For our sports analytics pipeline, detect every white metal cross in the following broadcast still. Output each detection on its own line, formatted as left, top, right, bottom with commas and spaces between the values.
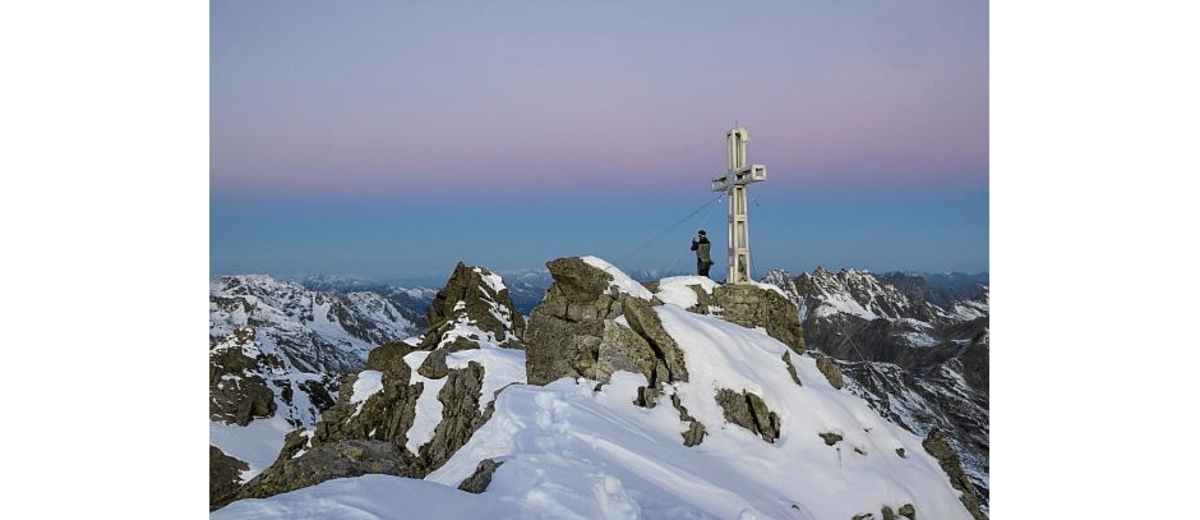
710, 125, 767, 284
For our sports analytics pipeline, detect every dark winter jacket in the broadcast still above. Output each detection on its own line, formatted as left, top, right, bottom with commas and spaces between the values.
691, 236, 712, 264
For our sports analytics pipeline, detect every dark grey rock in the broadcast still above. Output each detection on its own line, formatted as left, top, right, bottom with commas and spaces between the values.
819, 431, 844, 446
312, 355, 421, 449
898, 503, 916, 519
458, 458, 505, 493
418, 362, 488, 467
715, 388, 780, 443
235, 440, 420, 504
782, 353, 803, 386
210, 342, 277, 426
671, 394, 707, 447
210, 445, 249, 511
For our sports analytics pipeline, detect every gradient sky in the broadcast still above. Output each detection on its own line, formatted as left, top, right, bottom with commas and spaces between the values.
211, 0, 988, 285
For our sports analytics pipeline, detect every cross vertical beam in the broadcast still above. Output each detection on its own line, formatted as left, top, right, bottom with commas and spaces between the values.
710, 125, 767, 284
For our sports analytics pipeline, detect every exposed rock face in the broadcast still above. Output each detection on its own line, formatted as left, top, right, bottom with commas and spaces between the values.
420, 262, 524, 350
923, 429, 988, 520
236, 440, 419, 503
814, 353, 844, 390
524, 257, 687, 390
209, 338, 278, 426
210, 445, 249, 510
710, 284, 807, 355
311, 344, 422, 448
715, 389, 781, 443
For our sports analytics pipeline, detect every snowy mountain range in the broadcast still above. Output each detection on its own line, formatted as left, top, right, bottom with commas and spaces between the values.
210, 263, 988, 519
762, 267, 989, 509
210, 274, 427, 488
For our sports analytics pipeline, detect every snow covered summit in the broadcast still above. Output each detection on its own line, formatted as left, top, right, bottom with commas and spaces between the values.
213, 259, 985, 519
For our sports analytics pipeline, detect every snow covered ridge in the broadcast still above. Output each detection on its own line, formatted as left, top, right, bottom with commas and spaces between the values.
215, 258, 984, 519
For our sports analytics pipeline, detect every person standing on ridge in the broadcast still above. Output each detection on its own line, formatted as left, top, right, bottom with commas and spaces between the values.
691, 230, 713, 277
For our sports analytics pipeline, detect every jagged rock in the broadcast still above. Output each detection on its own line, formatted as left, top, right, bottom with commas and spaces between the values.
458, 458, 504, 493
418, 362, 488, 468
621, 297, 688, 382
671, 394, 707, 447
210, 342, 276, 426
815, 353, 844, 389
420, 262, 524, 350
782, 353, 803, 386
898, 503, 917, 519
525, 257, 686, 389
237, 264, 522, 505
715, 388, 780, 443
312, 355, 421, 449
272, 429, 314, 465
210, 445, 249, 511
882, 505, 895, 520
234, 440, 420, 504
923, 429, 987, 520
711, 284, 807, 355
819, 431, 844, 446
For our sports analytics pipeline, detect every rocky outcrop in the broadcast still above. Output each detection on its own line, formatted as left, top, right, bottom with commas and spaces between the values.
711, 284, 807, 355
419, 262, 524, 350
671, 394, 707, 447
525, 257, 686, 391
715, 389, 781, 443
210, 445, 249, 510
215, 263, 526, 510
236, 440, 419, 503
457, 458, 505, 493
209, 331, 278, 426
924, 428, 987, 520
814, 353, 844, 390
662, 276, 807, 356
311, 345, 422, 448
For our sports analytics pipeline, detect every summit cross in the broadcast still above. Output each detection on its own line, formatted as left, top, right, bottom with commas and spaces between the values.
710, 125, 767, 284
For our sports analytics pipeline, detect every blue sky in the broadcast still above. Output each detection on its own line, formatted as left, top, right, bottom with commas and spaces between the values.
210, 0, 989, 284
